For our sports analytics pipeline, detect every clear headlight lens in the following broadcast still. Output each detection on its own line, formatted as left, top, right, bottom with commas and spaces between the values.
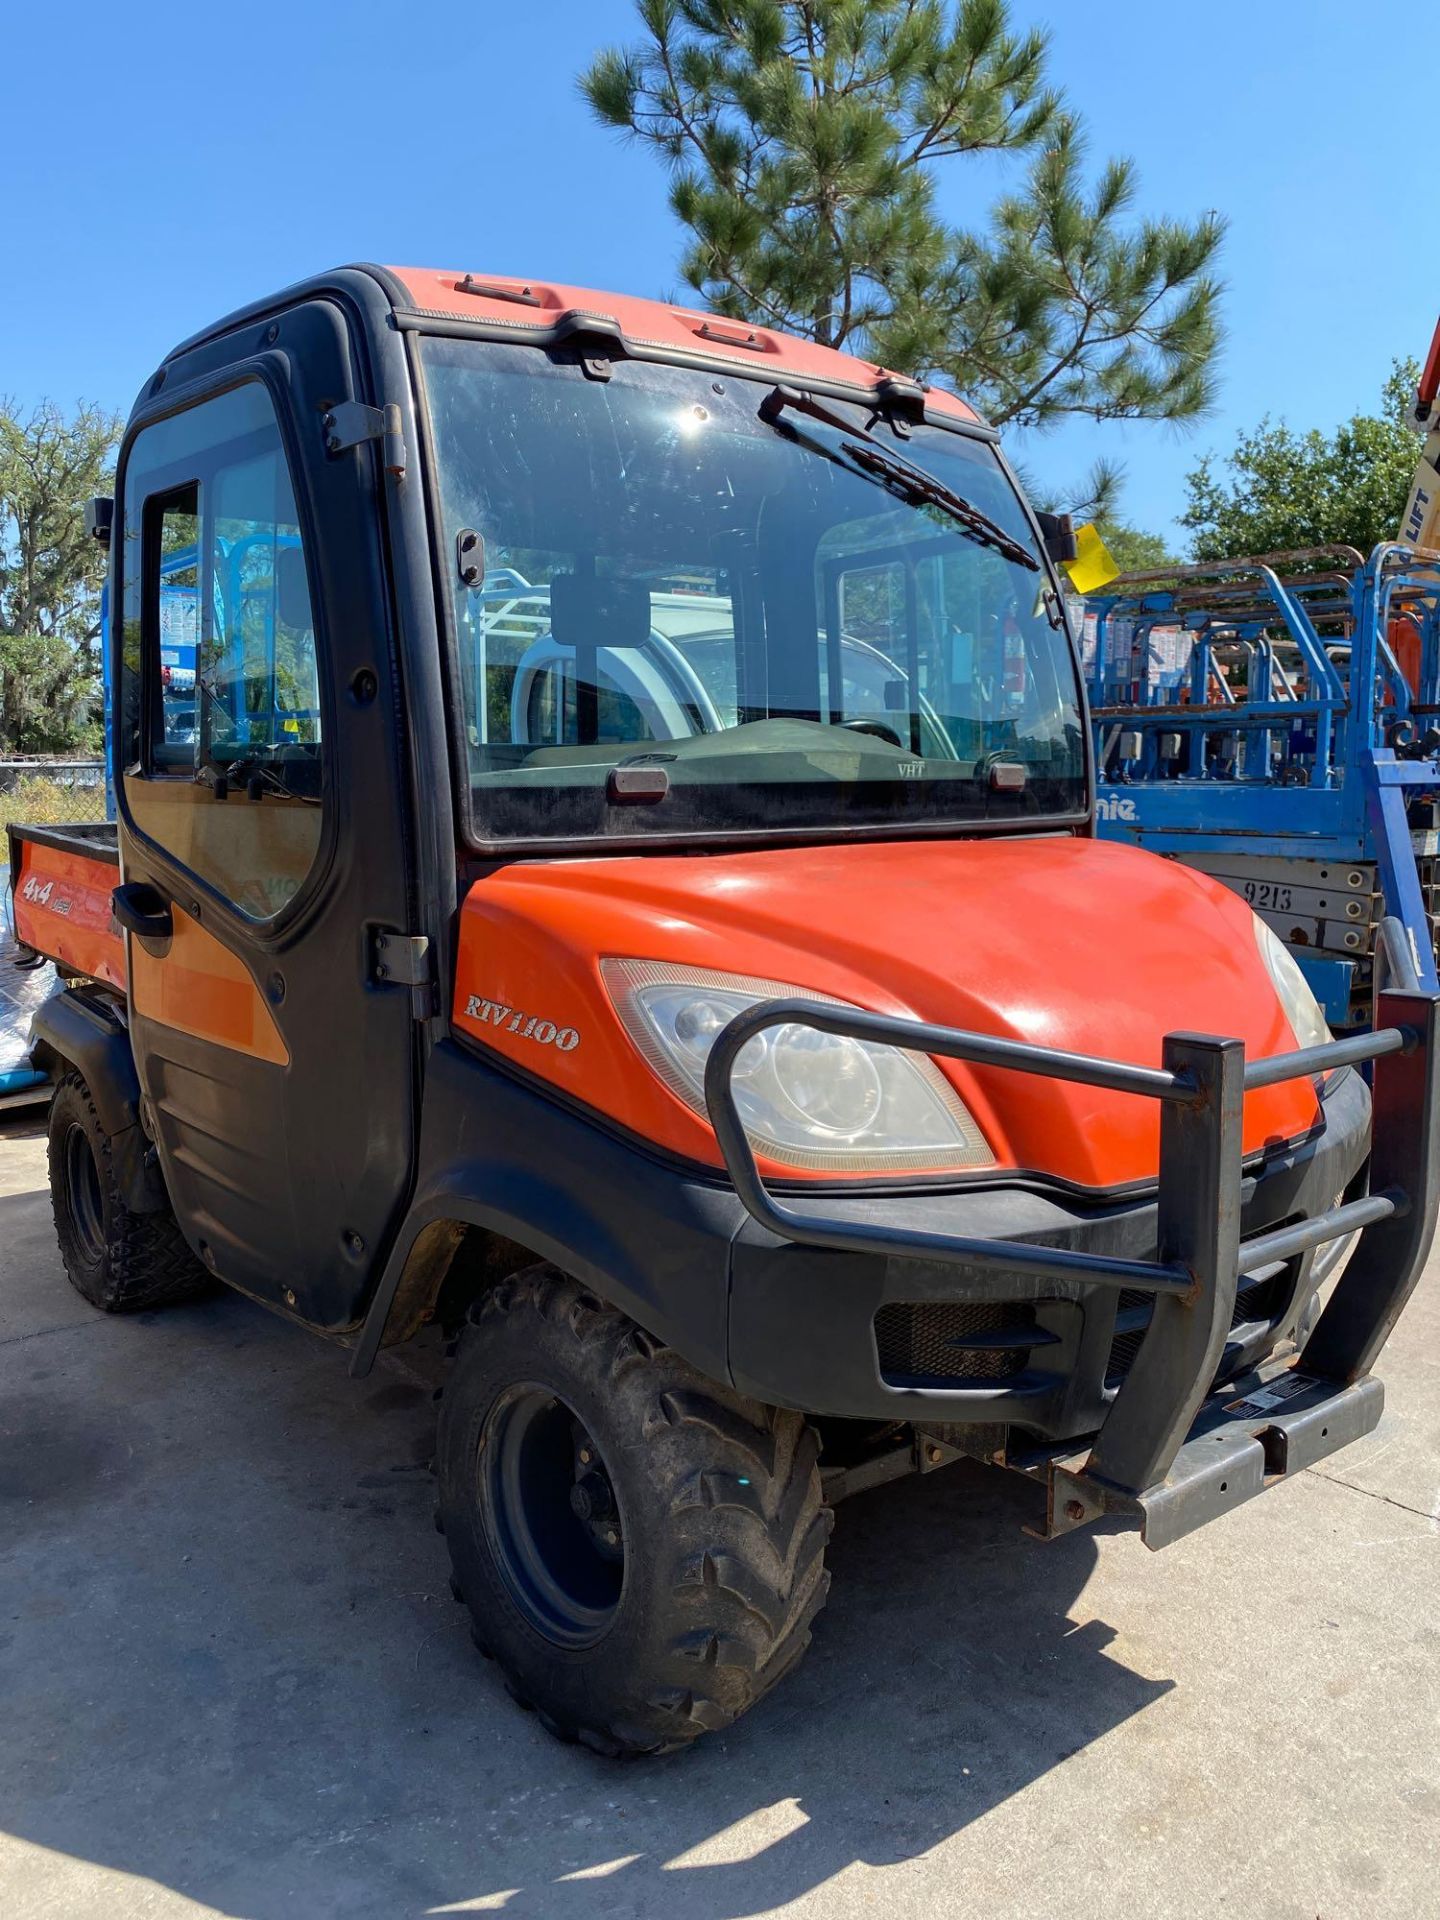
1253, 916, 1332, 1050
601, 958, 994, 1174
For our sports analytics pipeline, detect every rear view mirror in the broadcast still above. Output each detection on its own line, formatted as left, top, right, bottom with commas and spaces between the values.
86, 495, 114, 547
275, 545, 312, 632
1035, 510, 1078, 565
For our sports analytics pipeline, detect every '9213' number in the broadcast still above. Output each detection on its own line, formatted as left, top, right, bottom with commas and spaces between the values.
1243, 880, 1292, 911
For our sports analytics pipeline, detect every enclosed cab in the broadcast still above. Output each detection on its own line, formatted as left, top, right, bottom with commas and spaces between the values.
8, 266, 1437, 1756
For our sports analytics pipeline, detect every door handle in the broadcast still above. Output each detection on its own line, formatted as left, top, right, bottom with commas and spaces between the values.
112, 882, 173, 943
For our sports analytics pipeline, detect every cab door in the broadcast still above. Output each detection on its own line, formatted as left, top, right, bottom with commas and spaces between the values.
112, 304, 418, 1327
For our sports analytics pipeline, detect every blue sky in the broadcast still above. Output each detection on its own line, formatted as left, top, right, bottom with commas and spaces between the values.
2, 0, 1431, 546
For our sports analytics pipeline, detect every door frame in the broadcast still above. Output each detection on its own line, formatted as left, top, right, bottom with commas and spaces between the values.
109, 295, 429, 1328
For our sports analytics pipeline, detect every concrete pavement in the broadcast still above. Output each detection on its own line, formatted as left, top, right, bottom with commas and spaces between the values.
1, 1111, 1436, 1919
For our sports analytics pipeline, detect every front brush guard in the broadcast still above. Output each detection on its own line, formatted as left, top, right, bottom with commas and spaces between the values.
704, 990, 1440, 1547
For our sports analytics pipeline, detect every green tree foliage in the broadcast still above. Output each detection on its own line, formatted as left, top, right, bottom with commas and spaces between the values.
0, 631, 99, 756
583, 0, 1225, 429
1025, 453, 1123, 525
1181, 361, 1423, 562
0, 399, 121, 753
1095, 520, 1176, 575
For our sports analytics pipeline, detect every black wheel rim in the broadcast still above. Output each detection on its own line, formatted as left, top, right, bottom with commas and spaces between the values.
64, 1123, 105, 1267
479, 1384, 624, 1649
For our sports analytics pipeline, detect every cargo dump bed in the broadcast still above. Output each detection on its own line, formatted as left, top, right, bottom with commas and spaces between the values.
6, 822, 124, 989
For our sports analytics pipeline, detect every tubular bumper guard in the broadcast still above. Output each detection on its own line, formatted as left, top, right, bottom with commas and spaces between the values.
704, 990, 1440, 1549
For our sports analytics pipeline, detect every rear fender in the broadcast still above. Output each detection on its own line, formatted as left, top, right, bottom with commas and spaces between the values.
29, 991, 170, 1214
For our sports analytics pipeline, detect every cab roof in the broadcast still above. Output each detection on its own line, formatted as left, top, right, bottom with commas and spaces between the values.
383, 265, 982, 427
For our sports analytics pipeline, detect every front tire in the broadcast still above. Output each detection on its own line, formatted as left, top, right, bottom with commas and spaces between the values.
47, 1072, 209, 1313
437, 1266, 831, 1756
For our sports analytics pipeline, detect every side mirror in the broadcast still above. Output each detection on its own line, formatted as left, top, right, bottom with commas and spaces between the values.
1035, 510, 1078, 565
86, 496, 114, 547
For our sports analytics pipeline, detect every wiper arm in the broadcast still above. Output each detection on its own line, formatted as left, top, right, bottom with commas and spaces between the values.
839, 439, 1041, 572
758, 385, 1039, 573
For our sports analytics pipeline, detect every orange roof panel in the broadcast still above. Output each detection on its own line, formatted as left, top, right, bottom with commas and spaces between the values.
385, 265, 981, 425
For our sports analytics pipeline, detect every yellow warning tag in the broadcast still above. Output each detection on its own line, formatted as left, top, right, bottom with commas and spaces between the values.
283, 718, 300, 734
1062, 523, 1121, 595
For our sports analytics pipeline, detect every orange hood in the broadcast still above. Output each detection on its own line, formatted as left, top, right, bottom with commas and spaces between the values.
452, 836, 1320, 1190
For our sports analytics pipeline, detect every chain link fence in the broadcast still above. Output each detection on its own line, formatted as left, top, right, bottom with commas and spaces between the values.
0, 759, 108, 835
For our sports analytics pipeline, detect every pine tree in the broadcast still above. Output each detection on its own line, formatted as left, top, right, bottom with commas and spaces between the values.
583, 0, 1225, 430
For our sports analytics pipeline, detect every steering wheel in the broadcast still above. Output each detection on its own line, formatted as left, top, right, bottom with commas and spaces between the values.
841, 717, 906, 749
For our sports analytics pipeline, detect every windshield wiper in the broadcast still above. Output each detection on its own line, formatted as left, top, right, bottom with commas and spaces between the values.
758, 384, 1039, 573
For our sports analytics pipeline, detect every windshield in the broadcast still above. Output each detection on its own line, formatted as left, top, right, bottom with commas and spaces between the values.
422, 339, 1085, 843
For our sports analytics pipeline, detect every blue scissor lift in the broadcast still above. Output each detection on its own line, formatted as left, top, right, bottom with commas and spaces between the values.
1086, 542, 1440, 1029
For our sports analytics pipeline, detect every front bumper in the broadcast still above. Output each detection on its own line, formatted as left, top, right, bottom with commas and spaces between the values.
727, 1065, 1370, 1434
710, 990, 1440, 1547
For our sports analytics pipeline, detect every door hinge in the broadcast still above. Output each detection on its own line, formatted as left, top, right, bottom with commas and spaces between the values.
322, 400, 406, 477
372, 930, 434, 1018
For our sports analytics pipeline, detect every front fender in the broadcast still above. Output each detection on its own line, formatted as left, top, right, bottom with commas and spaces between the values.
350, 1040, 740, 1379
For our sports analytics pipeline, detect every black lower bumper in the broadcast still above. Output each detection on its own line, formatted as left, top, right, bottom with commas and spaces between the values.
727, 1065, 1371, 1432
1027, 1365, 1384, 1550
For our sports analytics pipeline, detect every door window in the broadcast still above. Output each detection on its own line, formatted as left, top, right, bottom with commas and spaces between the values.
119, 383, 326, 922
153, 487, 201, 770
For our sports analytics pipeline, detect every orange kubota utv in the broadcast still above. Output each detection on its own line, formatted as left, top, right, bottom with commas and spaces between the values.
9, 265, 1436, 1755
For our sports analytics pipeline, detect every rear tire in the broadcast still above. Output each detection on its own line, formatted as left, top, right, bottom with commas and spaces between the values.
437, 1265, 831, 1756
47, 1072, 209, 1313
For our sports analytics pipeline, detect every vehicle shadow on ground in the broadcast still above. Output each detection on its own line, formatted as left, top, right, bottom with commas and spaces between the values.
0, 1162, 1171, 1920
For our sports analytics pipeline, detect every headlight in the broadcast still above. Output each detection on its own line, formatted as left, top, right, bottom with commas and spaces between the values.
600, 958, 994, 1174
1253, 916, 1332, 1050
